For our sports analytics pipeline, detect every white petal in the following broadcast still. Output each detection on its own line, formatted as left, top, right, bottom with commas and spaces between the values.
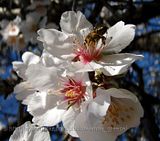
31, 126, 51, 141
25, 91, 61, 116
60, 11, 92, 36
97, 88, 144, 135
76, 11, 93, 37
60, 11, 78, 34
96, 88, 141, 107
64, 71, 90, 85
101, 53, 143, 66
74, 109, 116, 141
9, 121, 51, 141
107, 21, 125, 38
106, 23, 135, 53
12, 61, 27, 79
37, 28, 73, 58
87, 101, 110, 118
62, 107, 79, 137
25, 64, 59, 91
104, 97, 143, 135
102, 88, 137, 100
69, 61, 103, 73
118, 89, 144, 118
9, 121, 32, 141
22, 51, 40, 65
32, 106, 65, 126
41, 50, 64, 67
87, 90, 110, 117
74, 88, 143, 141
12, 52, 40, 79
100, 53, 143, 76
14, 82, 35, 100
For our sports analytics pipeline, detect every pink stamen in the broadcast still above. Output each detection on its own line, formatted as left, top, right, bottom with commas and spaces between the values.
72, 38, 104, 64
61, 78, 86, 107
75, 47, 103, 64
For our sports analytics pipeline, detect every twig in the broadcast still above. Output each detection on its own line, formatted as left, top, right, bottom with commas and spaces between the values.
72, 0, 76, 11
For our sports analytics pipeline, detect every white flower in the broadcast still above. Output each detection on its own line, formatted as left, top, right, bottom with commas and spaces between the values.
13, 50, 65, 102
38, 11, 143, 76
18, 64, 143, 140
0, 16, 25, 50
21, 11, 47, 44
9, 121, 51, 141
12, 10, 144, 141
74, 88, 144, 141
100, 6, 112, 19
13, 50, 63, 101
1, 16, 21, 39
22, 65, 91, 129
14, 58, 92, 137
13, 51, 144, 140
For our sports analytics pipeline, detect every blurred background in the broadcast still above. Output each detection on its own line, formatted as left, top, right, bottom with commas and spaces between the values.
0, 0, 160, 141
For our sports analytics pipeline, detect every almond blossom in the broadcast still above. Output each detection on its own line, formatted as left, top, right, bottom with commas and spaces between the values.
13, 51, 92, 137
23, 66, 91, 137
12, 10, 144, 141
21, 11, 47, 44
9, 121, 51, 141
38, 11, 143, 76
74, 88, 144, 141
12, 50, 63, 111
13, 52, 143, 140
0, 16, 25, 50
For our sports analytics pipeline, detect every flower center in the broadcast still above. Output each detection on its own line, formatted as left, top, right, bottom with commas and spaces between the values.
8, 24, 20, 36
72, 38, 104, 64
61, 78, 86, 108
75, 46, 103, 64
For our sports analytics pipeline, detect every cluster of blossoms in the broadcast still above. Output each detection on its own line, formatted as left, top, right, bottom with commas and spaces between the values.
0, 0, 55, 50
10, 11, 144, 141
